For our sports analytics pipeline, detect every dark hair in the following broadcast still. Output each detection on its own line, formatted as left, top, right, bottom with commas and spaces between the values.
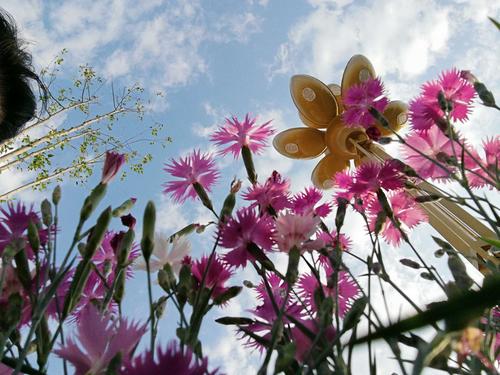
0, 9, 45, 142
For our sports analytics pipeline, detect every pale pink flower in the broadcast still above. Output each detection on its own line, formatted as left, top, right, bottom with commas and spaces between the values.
466, 136, 499, 188
409, 68, 475, 131
135, 233, 191, 275
163, 150, 219, 203
54, 305, 145, 375
191, 255, 233, 301
210, 113, 274, 158
342, 77, 389, 128
123, 341, 220, 375
220, 207, 274, 268
367, 190, 427, 247
242, 171, 291, 214
349, 160, 405, 195
274, 212, 323, 253
101, 150, 126, 184
401, 126, 457, 180
298, 263, 360, 318
291, 187, 331, 217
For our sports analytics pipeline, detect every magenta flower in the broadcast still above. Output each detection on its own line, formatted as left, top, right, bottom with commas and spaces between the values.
291, 187, 332, 218
298, 263, 360, 318
123, 341, 220, 375
349, 160, 405, 196
54, 305, 145, 375
101, 150, 126, 184
401, 126, 457, 180
290, 319, 336, 363
191, 255, 233, 301
210, 114, 274, 158
242, 171, 291, 214
317, 230, 352, 265
0, 202, 47, 259
367, 190, 427, 247
409, 68, 475, 131
72, 231, 139, 320
274, 212, 323, 253
243, 274, 303, 351
342, 77, 389, 128
220, 207, 274, 268
163, 149, 219, 203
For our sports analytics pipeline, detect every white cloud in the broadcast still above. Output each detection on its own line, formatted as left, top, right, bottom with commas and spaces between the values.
270, 0, 453, 81
3, 0, 265, 92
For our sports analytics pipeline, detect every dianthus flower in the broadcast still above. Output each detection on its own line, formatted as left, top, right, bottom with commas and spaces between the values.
298, 263, 360, 318
220, 207, 274, 268
342, 77, 389, 128
409, 68, 475, 132
72, 231, 139, 320
210, 114, 274, 158
163, 150, 219, 203
135, 233, 191, 275
242, 171, 291, 214
243, 273, 302, 351
54, 305, 145, 375
291, 187, 331, 217
401, 125, 457, 180
367, 190, 427, 247
123, 341, 221, 375
290, 319, 336, 363
191, 255, 233, 301
349, 160, 405, 196
274, 212, 323, 253
0, 201, 47, 259
466, 136, 499, 188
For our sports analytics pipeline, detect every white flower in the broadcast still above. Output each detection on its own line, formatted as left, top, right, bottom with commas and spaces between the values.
135, 232, 191, 274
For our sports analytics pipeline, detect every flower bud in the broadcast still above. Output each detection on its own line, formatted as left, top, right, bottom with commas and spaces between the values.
101, 150, 126, 185
80, 183, 107, 222
27, 221, 40, 253
52, 185, 62, 205
112, 197, 137, 217
141, 201, 156, 262
41, 199, 52, 226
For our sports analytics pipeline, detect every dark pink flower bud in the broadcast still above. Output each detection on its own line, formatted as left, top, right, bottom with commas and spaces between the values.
101, 151, 126, 185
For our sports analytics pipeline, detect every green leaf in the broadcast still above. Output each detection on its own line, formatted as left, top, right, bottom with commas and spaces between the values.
353, 273, 500, 345
479, 236, 500, 249
447, 255, 473, 290
274, 342, 296, 373
215, 316, 254, 325
342, 296, 368, 333
488, 17, 500, 31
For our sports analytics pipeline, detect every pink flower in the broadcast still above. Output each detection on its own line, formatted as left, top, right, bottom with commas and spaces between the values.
342, 77, 389, 128
123, 341, 220, 375
274, 212, 323, 253
401, 126, 457, 180
466, 137, 499, 188
242, 171, 291, 214
54, 305, 145, 375
317, 231, 352, 264
243, 274, 303, 351
0, 202, 47, 259
409, 68, 475, 131
210, 114, 274, 158
163, 150, 219, 203
349, 160, 405, 195
101, 150, 126, 184
72, 231, 139, 320
290, 319, 336, 363
220, 207, 274, 268
191, 255, 233, 301
367, 190, 427, 247
291, 187, 332, 217
298, 263, 360, 318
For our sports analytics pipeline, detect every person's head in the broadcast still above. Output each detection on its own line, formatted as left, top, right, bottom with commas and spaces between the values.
0, 9, 44, 142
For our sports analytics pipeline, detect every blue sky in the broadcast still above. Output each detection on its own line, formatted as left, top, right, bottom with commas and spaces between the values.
2, 0, 499, 373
